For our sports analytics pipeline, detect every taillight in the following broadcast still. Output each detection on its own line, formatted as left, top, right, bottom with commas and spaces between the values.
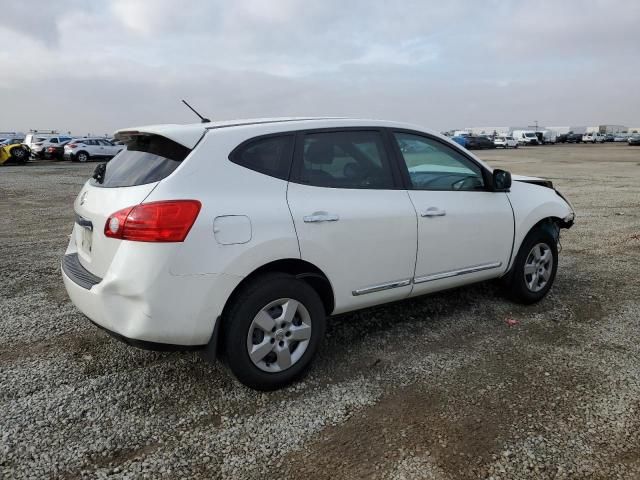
67, 143, 77, 148
104, 200, 201, 242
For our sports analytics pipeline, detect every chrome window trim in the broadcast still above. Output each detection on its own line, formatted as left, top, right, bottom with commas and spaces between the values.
414, 262, 502, 284
352, 279, 411, 296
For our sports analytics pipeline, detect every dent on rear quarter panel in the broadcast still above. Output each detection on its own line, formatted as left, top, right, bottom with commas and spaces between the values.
507, 181, 573, 267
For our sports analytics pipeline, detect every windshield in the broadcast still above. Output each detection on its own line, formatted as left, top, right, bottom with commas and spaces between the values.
524, 133, 536, 137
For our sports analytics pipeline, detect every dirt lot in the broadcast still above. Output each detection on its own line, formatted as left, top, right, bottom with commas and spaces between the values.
1, 143, 639, 479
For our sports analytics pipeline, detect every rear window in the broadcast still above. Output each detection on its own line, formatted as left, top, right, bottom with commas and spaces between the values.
229, 135, 294, 180
91, 135, 190, 188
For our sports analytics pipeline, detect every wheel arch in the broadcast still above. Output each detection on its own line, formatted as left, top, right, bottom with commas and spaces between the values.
227, 258, 334, 316
507, 215, 564, 273
204, 258, 335, 361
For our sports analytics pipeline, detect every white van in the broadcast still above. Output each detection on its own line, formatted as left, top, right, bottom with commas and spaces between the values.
511, 130, 539, 145
538, 130, 557, 145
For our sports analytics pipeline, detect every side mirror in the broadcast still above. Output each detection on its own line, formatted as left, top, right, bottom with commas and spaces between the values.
492, 169, 511, 191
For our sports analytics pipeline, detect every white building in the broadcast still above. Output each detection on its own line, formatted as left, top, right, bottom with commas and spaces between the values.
464, 126, 511, 136
546, 126, 587, 135
597, 125, 627, 134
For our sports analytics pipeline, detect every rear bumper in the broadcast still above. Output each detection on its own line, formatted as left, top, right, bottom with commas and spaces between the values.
61, 248, 243, 347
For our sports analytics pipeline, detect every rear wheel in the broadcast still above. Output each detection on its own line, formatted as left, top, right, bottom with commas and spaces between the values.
221, 273, 326, 390
504, 225, 558, 304
76, 151, 90, 163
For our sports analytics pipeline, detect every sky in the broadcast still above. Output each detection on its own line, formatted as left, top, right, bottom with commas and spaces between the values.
1, 0, 639, 135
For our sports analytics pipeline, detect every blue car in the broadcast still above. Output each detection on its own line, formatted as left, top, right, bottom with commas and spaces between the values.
451, 136, 468, 148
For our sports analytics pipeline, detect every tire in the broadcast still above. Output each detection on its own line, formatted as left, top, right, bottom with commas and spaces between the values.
504, 225, 558, 304
10, 147, 27, 164
515, 144, 519, 149
221, 272, 326, 390
76, 151, 90, 162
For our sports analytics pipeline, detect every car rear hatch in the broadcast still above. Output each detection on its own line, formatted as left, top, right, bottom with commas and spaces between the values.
72, 133, 198, 278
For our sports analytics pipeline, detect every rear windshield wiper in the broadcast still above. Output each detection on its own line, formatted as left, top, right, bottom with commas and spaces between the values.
92, 163, 107, 184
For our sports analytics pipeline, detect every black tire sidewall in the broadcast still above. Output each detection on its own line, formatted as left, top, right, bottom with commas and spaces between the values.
222, 273, 326, 390
509, 226, 558, 304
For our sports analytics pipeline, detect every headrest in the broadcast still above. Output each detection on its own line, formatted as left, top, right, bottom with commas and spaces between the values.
305, 141, 334, 164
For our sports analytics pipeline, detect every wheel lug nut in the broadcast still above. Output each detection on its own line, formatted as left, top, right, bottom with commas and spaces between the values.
270, 338, 275, 344
285, 331, 291, 337
271, 327, 276, 333
279, 340, 284, 347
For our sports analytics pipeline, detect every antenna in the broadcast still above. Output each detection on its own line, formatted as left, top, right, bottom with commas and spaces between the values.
181, 99, 211, 123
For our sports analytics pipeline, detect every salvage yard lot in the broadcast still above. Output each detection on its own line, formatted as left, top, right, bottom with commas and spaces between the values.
1, 143, 639, 479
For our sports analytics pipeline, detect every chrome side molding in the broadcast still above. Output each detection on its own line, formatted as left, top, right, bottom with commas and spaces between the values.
414, 261, 502, 284
352, 262, 503, 296
352, 279, 411, 296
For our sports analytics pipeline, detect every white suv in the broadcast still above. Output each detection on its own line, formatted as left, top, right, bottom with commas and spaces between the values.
493, 136, 518, 149
64, 138, 124, 162
582, 132, 605, 143
62, 118, 575, 390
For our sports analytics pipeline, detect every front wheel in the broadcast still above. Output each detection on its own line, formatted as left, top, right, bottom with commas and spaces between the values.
503, 225, 558, 304
10, 147, 28, 164
221, 273, 326, 390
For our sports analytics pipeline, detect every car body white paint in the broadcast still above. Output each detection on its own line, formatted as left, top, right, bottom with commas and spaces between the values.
62, 117, 574, 347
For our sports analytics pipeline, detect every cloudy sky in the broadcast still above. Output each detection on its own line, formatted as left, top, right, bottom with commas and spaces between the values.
1, 0, 639, 135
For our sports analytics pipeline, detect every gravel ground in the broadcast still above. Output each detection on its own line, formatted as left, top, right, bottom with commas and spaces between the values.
1, 143, 639, 479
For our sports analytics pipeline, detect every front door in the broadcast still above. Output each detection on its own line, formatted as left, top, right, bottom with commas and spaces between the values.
287, 129, 417, 314
391, 131, 514, 296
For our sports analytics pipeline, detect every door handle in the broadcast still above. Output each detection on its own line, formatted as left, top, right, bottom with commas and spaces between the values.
303, 212, 339, 223
421, 207, 446, 217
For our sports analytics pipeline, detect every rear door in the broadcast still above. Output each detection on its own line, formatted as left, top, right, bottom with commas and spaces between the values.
287, 129, 417, 314
72, 135, 191, 277
389, 131, 513, 296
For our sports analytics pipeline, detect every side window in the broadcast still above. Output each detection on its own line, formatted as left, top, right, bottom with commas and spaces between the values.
49, 138, 58, 143
299, 130, 394, 189
394, 132, 485, 191
230, 135, 293, 180
85, 140, 96, 146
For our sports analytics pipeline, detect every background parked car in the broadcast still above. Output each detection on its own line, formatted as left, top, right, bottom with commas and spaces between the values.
604, 134, 615, 142
465, 136, 495, 149
566, 132, 583, 143
613, 134, 629, 142
0, 136, 25, 146
0, 140, 29, 165
23, 133, 53, 156
556, 133, 569, 143
44, 140, 72, 160
493, 136, 519, 148
64, 138, 124, 162
451, 135, 468, 148
582, 132, 606, 143
628, 135, 640, 146
25, 134, 73, 158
